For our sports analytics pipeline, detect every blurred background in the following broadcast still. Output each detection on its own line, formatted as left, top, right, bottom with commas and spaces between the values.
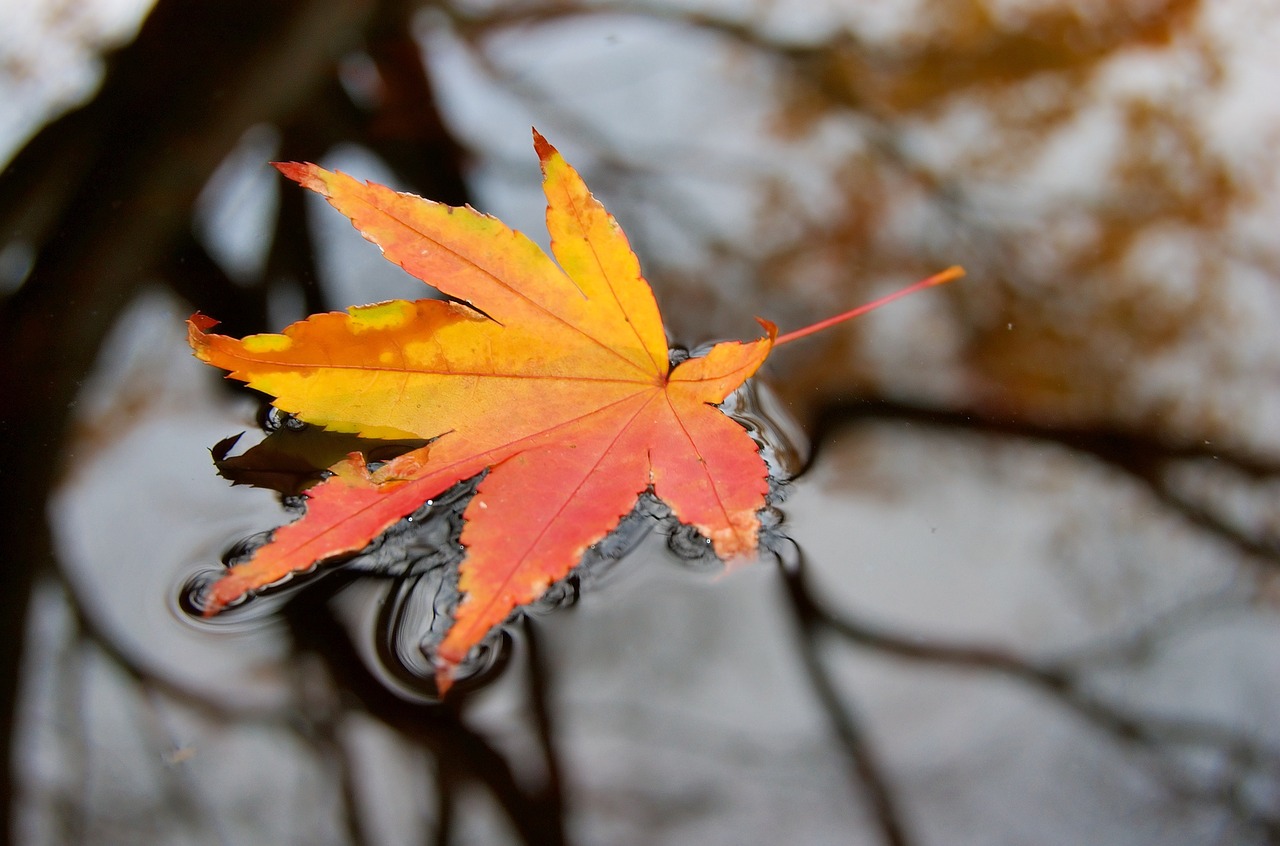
2, 1, 1279, 844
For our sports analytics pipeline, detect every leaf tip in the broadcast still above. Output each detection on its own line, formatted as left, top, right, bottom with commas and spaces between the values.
709, 519, 761, 562
271, 161, 327, 193
188, 311, 219, 332
201, 574, 245, 617
531, 127, 556, 163
187, 313, 220, 359
210, 433, 244, 462
434, 664, 456, 697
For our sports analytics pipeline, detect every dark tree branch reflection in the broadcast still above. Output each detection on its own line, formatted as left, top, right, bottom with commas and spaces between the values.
4, 0, 1279, 843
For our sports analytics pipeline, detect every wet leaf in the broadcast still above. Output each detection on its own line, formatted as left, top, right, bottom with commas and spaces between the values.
190, 132, 776, 690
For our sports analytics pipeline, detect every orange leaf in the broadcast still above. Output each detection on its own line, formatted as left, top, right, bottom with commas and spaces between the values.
189, 132, 776, 692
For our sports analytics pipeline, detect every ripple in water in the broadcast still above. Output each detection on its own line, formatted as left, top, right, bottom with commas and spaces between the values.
181, 374, 810, 699
173, 564, 296, 632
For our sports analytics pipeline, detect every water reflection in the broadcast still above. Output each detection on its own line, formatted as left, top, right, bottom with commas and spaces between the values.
180, 376, 809, 704
9, 1, 1280, 843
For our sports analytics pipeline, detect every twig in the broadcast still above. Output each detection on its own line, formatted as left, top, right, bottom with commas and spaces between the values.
774, 541, 916, 846
521, 616, 569, 843
782, 543, 1280, 832
809, 398, 1280, 569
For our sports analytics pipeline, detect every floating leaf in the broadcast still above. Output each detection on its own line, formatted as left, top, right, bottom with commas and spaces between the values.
189, 130, 961, 692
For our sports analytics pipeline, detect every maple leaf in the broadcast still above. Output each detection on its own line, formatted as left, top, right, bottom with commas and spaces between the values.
188, 131, 962, 693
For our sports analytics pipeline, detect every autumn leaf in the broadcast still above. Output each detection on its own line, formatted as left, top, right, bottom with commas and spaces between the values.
189, 130, 961, 692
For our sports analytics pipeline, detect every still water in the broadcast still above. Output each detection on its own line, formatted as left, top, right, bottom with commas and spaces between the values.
15, 291, 1277, 845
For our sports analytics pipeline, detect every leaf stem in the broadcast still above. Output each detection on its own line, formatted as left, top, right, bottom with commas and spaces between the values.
773, 265, 965, 347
